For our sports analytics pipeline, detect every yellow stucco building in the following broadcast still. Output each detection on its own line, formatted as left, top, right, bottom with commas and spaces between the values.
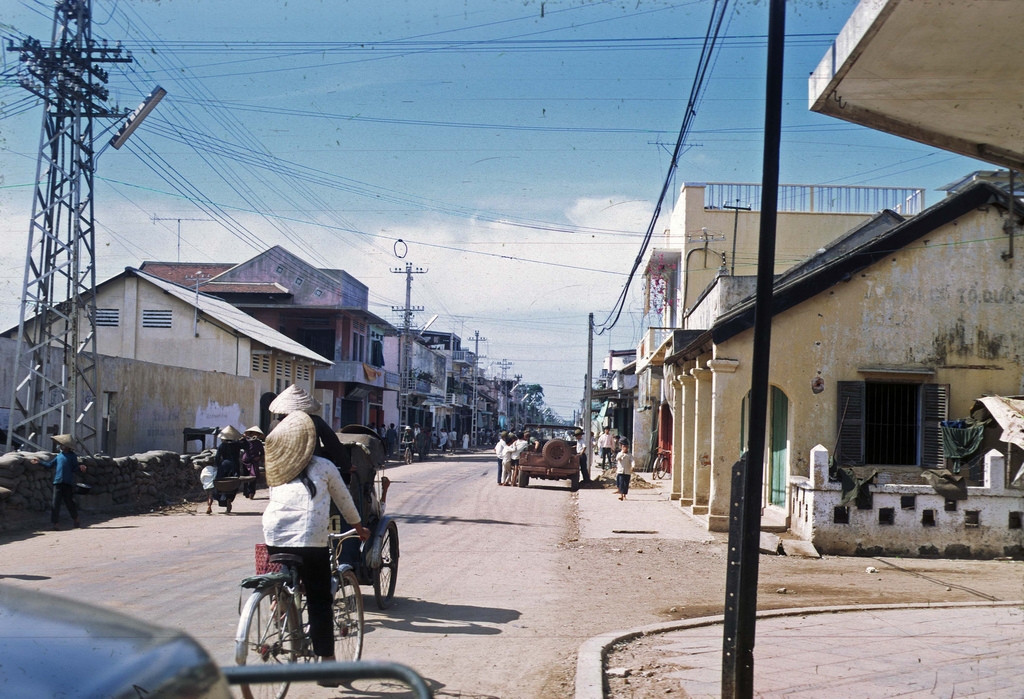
658, 181, 1024, 556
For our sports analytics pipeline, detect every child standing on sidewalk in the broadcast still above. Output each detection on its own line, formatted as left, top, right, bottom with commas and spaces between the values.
615, 439, 634, 501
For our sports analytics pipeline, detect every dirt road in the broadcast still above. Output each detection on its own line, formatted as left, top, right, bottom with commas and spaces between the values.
2, 452, 1022, 698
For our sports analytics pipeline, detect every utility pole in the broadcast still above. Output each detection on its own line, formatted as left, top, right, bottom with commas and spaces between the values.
152, 216, 213, 263
513, 373, 523, 426
184, 271, 212, 337
390, 263, 426, 430
722, 1, 786, 696
724, 201, 752, 276
469, 330, 487, 446
6, 1, 138, 453
495, 359, 513, 431
584, 313, 594, 474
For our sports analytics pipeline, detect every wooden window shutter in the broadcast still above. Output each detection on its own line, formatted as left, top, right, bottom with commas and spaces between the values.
836, 381, 865, 466
921, 383, 949, 468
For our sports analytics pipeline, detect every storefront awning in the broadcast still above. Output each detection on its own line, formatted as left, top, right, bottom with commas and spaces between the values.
809, 0, 1024, 169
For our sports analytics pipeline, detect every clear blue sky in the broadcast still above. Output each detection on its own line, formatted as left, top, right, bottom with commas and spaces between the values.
0, 0, 988, 416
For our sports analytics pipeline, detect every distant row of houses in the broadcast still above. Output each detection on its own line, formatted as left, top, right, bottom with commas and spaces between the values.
1, 245, 512, 455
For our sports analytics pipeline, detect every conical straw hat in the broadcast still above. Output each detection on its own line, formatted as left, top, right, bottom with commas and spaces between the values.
264, 411, 316, 487
51, 434, 75, 449
244, 425, 265, 437
219, 425, 243, 441
268, 384, 321, 415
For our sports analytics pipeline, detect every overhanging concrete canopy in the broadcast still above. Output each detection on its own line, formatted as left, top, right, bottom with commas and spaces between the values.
809, 0, 1024, 169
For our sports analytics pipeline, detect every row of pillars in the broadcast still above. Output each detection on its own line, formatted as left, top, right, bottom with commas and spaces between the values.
666, 359, 740, 532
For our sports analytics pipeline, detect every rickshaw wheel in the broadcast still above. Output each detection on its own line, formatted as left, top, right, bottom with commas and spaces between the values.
373, 521, 399, 609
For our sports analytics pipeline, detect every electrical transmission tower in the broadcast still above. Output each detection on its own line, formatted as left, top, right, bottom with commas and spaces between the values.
5, 0, 136, 453
468, 330, 487, 446
390, 263, 426, 429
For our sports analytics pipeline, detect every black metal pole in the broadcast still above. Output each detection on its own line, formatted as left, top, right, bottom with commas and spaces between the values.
721, 0, 786, 697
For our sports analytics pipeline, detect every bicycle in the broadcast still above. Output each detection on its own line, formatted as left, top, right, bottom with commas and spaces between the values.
652, 448, 672, 480
235, 529, 365, 699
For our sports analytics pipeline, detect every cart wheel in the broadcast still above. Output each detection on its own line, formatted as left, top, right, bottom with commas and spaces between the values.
373, 521, 399, 609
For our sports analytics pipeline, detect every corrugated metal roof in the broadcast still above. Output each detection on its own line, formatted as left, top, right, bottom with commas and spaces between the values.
131, 268, 332, 366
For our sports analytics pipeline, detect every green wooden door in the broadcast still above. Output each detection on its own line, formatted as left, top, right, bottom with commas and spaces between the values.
769, 386, 788, 507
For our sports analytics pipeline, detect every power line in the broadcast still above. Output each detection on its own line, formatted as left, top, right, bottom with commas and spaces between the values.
597, 0, 732, 334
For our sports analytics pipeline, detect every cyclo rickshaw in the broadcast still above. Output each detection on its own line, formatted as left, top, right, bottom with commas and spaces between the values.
333, 425, 399, 609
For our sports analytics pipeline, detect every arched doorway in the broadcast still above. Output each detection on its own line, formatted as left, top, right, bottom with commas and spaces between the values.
259, 392, 277, 434
769, 386, 789, 507
657, 402, 673, 472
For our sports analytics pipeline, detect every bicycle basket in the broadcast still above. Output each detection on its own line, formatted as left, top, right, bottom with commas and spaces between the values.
254, 543, 282, 575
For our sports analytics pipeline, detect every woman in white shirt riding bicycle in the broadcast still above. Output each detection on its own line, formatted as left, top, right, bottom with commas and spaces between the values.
262, 411, 370, 678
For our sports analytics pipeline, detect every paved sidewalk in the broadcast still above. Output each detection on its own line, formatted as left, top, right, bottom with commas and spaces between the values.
573, 473, 1024, 698
576, 472, 715, 542
607, 603, 1024, 698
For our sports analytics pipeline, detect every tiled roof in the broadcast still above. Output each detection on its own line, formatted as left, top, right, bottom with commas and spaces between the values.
138, 261, 236, 287
202, 281, 290, 295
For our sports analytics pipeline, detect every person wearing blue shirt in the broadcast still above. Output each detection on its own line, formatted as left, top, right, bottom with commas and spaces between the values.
31, 434, 86, 531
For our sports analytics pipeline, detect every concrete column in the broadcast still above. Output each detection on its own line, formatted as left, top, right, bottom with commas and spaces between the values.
670, 375, 684, 501
691, 365, 712, 516
677, 373, 696, 507
707, 358, 740, 532
984, 449, 1006, 492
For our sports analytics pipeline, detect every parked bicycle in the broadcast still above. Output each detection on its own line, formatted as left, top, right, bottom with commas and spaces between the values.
235, 528, 365, 699
652, 448, 672, 480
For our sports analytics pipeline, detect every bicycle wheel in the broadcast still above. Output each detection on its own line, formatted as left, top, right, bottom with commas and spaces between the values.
333, 567, 364, 661
653, 455, 667, 480
235, 587, 300, 699
373, 521, 399, 609
404, 447, 413, 465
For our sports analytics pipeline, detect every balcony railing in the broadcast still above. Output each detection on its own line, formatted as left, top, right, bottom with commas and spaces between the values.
451, 350, 474, 364
638, 326, 673, 361
315, 361, 385, 387
702, 182, 925, 216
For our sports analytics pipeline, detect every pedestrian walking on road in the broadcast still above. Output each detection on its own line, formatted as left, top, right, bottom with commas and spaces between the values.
385, 423, 398, 458
494, 432, 508, 484
461, 431, 469, 451
415, 427, 430, 462
214, 425, 245, 513
261, 411, 370, 683
598, 427, 615, 468
575, 428, 591, 484
438, 429, 448, 453
240, 426, 265, 499
32, 434, 86, 530
615, 438, 634, 501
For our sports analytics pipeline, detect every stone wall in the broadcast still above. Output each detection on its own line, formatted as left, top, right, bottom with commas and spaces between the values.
790, 445, 1024, 559
0, 449, 203, 532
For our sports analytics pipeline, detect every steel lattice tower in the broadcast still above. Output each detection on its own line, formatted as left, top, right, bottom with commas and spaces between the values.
6, 0, 131, 452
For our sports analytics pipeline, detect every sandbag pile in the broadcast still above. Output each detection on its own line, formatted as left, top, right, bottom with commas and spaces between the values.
0, 449, 203, 532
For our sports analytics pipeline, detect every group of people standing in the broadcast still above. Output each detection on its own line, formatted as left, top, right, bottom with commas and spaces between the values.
494, 430, 530, 485
200, 424, 266, 514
